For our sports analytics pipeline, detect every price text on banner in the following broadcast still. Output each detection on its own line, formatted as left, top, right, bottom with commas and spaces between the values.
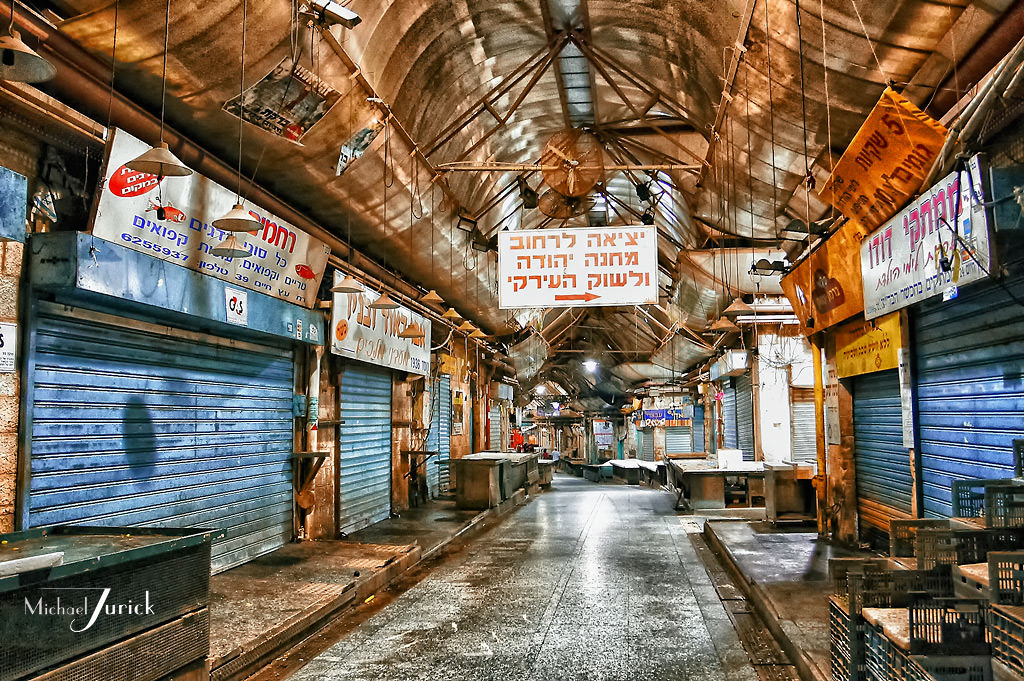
91, 128, 331, 308
498, 226, 658, 309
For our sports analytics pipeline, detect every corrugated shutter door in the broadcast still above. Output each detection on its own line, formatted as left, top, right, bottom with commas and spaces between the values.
722, 384, 738, 449
339, 364, 392, 534
915, 268, 1024, 517
665, 427, 692, 454
791, 387, 817, 463
735, 375, 755, 460
489, 405, 501, 451
853, 369, 913, 532
693, 405, 705, 452
438, 375, 451, 491
641, 430, 655, 461
28, 303, 294, 573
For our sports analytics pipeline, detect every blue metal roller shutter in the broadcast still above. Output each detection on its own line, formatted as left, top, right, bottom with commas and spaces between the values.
722, 384, 738, 450
27, 303, 295, 573
736, 375, 755, 460
665, 427, 692, 454
693, 405, 705, 452
339, 364, 392, 534
489, 404, 501, 451
914, 268, 1024, 518
426, 374, 452, 497
853, 369, 913, 532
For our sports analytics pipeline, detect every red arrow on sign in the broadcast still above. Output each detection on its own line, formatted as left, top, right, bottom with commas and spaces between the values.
555, 292, 601, 302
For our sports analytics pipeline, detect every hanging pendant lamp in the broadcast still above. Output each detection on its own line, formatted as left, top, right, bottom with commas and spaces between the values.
709, 317, 740, 333
398, 322, 425, 340
470, 328, 487, 340
458, 320, 476, 332
442, 307, 461, 320
213, 203, 260, 232
210, 234, 250, 258
125, 0, 191, 177
723, 297, 753, 317
212, 0, 261, 233
0, 27, 56, 83
330, 274, 364, 294
369, 290, 400, 310
422, 289, 444, 305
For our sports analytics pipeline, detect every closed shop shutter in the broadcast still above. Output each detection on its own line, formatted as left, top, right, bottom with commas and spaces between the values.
791, 387, 817, 463
722, 383, 738, 450
735, 375, 755, 460
339, 364, 392, 534
27, 303, 294, 573
426, 375, 452, 494
693, 405, 705, 452
853, 369, 912, 533
914, 267, 1024, 517
489, 404, 502, 451
641, 430, 655, 461
665, 426, 692, 454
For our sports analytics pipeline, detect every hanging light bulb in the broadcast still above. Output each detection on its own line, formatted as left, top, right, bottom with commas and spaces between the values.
123, 0, 192, 177
213, 203, 261, 232
422, 289, 444, 305
330, 274, 364, 294
369, 290, 400, 310
398, 322, 425, 339
723, 297, 753, 317
210, 234, 251, 259
442, 307, 462, 320
0, 25, 56, 83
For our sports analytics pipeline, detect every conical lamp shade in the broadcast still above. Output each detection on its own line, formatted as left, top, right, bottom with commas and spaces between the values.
457, 321, 476, 332
398, 322, 425, 339
723, 297, 753, 317
470, 329, 487, 339
330, 275, 364, 294
125, 142, 192, 177
442, 307, 461, 320
422, 289, 444, 305
709, 317, 740, 333
210, 234, 251, 259
0, 30, 56, 83
368, 291, 400, 310
213, 203, 261, 232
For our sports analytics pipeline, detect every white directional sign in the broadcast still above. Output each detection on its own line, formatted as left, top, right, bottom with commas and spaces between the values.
498, 226, 658, 309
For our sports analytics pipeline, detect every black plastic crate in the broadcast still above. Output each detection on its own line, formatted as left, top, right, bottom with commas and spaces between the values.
832, 595, 868, 681
865, 622, 914, 681
986, 485, 1024, 529
892, 521, 951, 559
830, 557, 897, 597
953, 479, 1021, 519
908, 595, 990, 656
988, 552, 1024, 605
849, 567, 955, 615
0, 526, 220, 681
988, 604, 1024, 676
907, 655, 993, 681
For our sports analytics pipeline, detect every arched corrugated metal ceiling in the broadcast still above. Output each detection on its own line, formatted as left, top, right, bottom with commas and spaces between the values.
46, 0, 1021, 404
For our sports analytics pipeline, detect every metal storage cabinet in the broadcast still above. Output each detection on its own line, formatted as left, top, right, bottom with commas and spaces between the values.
0, 526, 219, 681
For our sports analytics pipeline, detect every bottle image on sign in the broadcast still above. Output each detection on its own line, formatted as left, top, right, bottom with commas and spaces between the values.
812, 268, 846, 314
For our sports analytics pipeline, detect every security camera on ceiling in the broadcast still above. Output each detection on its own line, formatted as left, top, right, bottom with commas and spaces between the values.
303, 0, 362, 28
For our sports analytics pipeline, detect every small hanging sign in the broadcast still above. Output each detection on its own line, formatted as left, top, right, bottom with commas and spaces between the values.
224, 287, 248, 326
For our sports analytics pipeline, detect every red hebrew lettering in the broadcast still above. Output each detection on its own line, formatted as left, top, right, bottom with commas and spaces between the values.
602, 234, 618, 247
510, 236, 525, 250
517, 256, 531, 270
625, 252, 639, 266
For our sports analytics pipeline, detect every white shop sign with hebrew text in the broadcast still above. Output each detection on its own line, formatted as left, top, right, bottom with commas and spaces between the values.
498, 226, 658, 309
91, 128, 331, 308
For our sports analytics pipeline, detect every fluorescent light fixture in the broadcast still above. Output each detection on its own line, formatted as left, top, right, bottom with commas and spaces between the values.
304, 0, 361, 28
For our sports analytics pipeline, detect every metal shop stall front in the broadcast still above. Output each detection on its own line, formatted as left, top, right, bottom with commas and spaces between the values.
337, 362, 393, 534
426, 373, 452, 497
22, 233, 324, 573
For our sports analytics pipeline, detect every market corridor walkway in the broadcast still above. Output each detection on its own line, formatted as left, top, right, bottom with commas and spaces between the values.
288, 475, 757, 681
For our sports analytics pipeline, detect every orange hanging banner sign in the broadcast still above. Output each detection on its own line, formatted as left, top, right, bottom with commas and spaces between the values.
817, 87, 948, 233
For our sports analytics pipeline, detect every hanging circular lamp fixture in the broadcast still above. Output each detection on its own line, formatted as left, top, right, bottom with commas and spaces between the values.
442, 307, 461, 321
330, 274, 364, 294
457, 320, 476, 332
369, 290, 400, 310
210, 234, 250, 259
398, 322, 425, 340
125, 0, 191, 177
0, 24, 56, 83
470, 328, 487, 340
422, 289, 444, 305
723, 297, 753, 317
212, 0, 260, 232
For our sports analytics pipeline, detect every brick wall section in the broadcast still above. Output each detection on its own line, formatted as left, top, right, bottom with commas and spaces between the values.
0, 241, 23, 533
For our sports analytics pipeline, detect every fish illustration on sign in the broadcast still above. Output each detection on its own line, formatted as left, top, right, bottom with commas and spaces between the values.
146, 199, 186, 223
295, 264, 316, 279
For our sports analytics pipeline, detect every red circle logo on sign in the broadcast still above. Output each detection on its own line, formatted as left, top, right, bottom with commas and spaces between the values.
107, 164, 161, 197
